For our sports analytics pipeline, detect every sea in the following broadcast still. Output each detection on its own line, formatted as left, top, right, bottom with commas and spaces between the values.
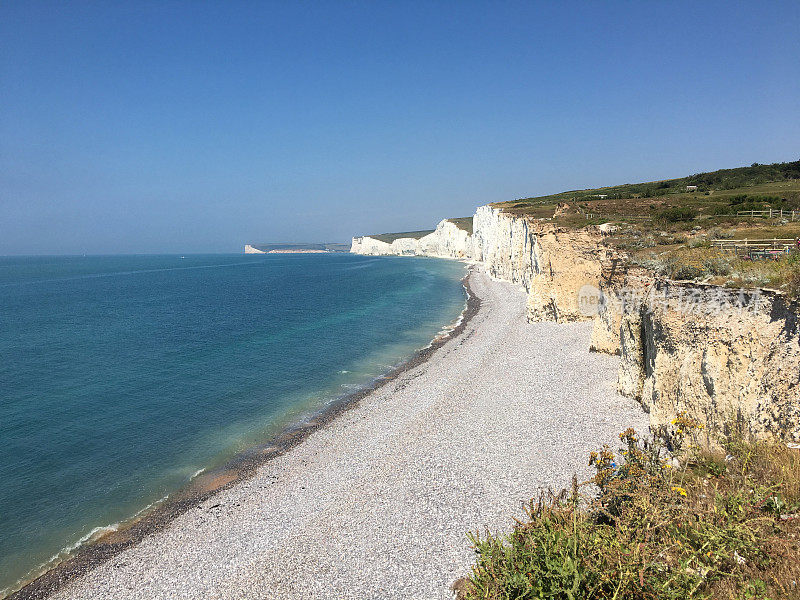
0, 253, 468, 596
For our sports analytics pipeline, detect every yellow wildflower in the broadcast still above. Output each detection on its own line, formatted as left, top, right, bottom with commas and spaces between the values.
671, 486, 688, 497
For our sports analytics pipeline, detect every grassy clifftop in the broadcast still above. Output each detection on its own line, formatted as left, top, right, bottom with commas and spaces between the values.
495, 160, 800, 219
366, 230, 435, 243
447, 217, 474, 234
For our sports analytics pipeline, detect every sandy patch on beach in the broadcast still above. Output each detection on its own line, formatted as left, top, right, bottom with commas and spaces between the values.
50, 268, 647, 600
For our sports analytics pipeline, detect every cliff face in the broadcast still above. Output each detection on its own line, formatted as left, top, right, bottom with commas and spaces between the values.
349, 236, 416, 256
472, 206, 613, 323
417, 220, 474, 259
352, 206, 616, 324
617, 283, 799, 443
352, 204, 799, 443
525, 227, 617, 323
472, 206, 535, 286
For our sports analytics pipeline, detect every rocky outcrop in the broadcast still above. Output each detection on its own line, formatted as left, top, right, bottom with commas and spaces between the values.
244, 244, 266, 254
615, 282, 799, 443
589, 263, 652, 355
590, 264, 800, 443
525, 227, 618, 323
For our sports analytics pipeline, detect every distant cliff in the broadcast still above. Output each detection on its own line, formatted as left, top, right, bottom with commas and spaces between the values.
351, 219, 473, 259
245, 243, 350, 254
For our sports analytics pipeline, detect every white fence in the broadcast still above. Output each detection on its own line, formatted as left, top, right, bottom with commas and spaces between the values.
736, 209, 798, 221
711, 238, 798, 258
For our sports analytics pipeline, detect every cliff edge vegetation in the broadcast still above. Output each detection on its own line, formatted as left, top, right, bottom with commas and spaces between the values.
458, 422, 800, 600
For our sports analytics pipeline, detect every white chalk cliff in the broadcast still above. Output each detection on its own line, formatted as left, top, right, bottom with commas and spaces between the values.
351, 219, 473, 259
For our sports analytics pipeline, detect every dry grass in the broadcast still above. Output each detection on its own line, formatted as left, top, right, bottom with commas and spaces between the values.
627, 244, 800, 294
447, 217, 474, 234
459, 423, 800, 600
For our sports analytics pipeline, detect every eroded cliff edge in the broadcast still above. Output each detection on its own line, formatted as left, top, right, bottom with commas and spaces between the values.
598, 279, 800, 444
351, 205, 799, 444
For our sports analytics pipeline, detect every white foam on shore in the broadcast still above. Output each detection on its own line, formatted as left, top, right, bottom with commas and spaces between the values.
1, 524, 120, 599
422, 280, 470, 349
3, 492, 172, 599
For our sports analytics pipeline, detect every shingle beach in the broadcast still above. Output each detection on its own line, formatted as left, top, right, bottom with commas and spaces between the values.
49, 268, 647, 600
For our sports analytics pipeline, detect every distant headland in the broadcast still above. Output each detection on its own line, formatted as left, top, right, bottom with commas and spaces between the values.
244, 243, 350, 254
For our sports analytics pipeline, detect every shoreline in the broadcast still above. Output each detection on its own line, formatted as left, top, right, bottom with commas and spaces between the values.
8, 269, 480, 600
31, 268, 648, 599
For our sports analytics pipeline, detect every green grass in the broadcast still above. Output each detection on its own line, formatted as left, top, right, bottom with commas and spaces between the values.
495, 179, 800, 226
494, 161, 800, 216
459, 421, 800, 600
489, 160, 800, 293
493, 169, 800, 244
367, 230, 435, 243
447, 217, 474, 234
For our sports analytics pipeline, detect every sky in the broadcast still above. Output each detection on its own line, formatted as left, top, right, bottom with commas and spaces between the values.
1, 1, 799, 254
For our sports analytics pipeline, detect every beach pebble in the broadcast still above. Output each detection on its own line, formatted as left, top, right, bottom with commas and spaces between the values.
50, 268, 648, 600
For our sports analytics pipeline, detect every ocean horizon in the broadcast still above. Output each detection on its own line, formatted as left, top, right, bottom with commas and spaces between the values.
0, 253, 467, 595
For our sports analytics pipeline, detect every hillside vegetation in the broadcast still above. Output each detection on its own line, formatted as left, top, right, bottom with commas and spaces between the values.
495, 160, 800, 296
496, 161, 800, 217
368, 230, 435, 243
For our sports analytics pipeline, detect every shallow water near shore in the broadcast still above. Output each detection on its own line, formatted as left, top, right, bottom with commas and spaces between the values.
0, 253, 467, 595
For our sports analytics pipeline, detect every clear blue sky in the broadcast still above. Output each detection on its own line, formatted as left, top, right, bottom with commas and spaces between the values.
2, 1, 798, 254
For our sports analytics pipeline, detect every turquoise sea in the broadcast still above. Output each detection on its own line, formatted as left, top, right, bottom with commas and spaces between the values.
0, 253, 467, 595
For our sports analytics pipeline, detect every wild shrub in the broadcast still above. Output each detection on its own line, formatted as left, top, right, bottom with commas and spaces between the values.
654, 207, 698, 224
462, 421, 800, 600
785, 262, 800, 299
688, 236, 711, 249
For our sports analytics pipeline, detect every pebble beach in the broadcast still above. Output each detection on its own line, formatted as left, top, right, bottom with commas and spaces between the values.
46, 268, 648, 600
